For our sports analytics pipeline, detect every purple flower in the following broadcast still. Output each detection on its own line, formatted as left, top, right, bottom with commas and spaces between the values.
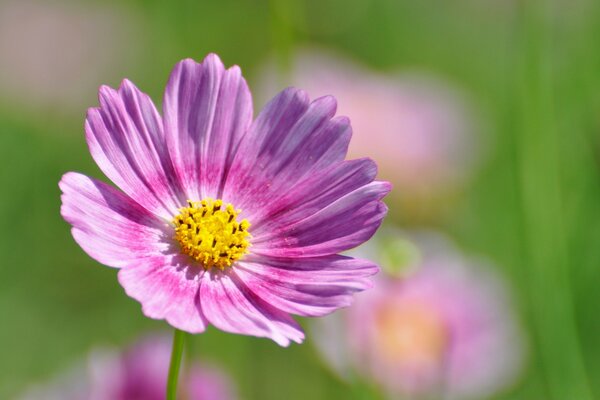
17, 335, 235, 400
88, 335, 235, 400
313, 232, 525, 398
59, 53, 390, 346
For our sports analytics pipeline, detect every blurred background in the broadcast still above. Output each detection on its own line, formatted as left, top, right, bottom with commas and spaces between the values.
1, 0, 599, 399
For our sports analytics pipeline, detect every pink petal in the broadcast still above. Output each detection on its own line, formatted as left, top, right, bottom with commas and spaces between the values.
118, 255, 207, 333
59, 172, 169, 268
162, 54, 253, 201
223, 88, 351, 218
253, 181, 390, 257
251, 158, 378, 237
235, 255, 378, 317
199, 271, 304, 346
85, 80, 184, 219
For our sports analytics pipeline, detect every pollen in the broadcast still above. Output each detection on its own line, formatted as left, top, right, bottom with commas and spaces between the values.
173, 198, 251, 270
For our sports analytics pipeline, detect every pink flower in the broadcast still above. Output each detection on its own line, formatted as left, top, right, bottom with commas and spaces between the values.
88, 335, 235, 400
313, 233, 525, 398
17, 335, 235, 400
60, 53, 390, 346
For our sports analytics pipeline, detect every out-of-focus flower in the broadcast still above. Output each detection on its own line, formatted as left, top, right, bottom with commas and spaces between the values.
87, 335, 235, 400
313, 232, 525, 399
259, 49, 479, 220
0, 0, 141, 115
59, 53, 389, 346
17, 334, 235, 400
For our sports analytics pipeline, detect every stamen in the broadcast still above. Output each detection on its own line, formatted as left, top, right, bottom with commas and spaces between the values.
172, 198, 251, 270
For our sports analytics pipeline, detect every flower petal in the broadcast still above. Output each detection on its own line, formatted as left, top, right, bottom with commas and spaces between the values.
253, 181, 390, 257
163, 54, 253, 201
223, 88, 351, 217
199, 271, 304, 346
85, 80, 184, 219
118, 255, 207, 333
251, 158, 378, 236
235, 255, 378, 317
59, 172, 169, 268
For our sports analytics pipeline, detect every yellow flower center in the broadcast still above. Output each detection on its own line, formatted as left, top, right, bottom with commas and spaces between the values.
173, 198, 251, 270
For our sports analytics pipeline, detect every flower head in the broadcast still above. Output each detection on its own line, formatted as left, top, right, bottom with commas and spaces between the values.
313, 232, 525, 398
60, 53, 390, 346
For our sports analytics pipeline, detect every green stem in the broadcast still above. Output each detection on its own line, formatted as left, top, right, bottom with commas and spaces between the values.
166, 329, 186, 400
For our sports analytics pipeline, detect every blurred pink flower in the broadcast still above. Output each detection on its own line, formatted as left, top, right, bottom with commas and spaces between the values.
87, 335, 235, 400
313, 232, 525, 399
17, 334, 236, 400
259, 49, 480, 213
0, 0, 141, 115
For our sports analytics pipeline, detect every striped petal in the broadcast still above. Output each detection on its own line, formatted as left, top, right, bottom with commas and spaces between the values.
85, 80, 184, 219
199, 270, 304, 346
118, 255, 207, 333
59, 172, 169, 268
223, 88, 351, 218
235, 255, 378, 316
163, 54, 253, 201
253, 181, 390, 257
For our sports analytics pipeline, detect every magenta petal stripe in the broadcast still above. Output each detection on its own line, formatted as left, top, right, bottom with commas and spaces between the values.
235, 255, 378, 317
59, 172, 169, 268
223, 90, 352, 216
163, 54, 253, 201
251, 158, 378, 236
85, 80, 184, 219
222, 87, 309, 210
253, 181, 390, 257
118, 255, 207, 333
199, 271, 304, 346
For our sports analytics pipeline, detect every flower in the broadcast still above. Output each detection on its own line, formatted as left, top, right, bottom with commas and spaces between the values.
59, 53, 390, 346
313, 232, 525, 398
16, 334, 235, 400
87, 335, 235, 400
